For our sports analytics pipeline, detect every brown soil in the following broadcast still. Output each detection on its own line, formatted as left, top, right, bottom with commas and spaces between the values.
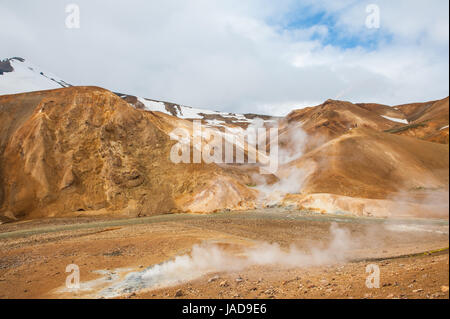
394, 97, 449, 143
0, 87, 256, 221
282, 127, 449, 200
0, 209, 448, 299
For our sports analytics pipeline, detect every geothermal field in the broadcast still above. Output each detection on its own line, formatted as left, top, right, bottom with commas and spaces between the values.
0, 210, 448, 299
0, 57, 448, 300
2, 0, 450, 309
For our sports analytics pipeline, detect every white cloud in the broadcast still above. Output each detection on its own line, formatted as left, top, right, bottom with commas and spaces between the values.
0, 0, 448, 115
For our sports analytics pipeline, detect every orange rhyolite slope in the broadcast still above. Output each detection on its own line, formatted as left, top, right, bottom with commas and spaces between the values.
0, 85, 448, 221
0, 87, 256, 221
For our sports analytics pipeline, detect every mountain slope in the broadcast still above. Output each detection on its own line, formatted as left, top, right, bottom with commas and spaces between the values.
119, 93, 276, 129
285, 99, 408, 138
0, 57, 448, 221
282, 127, 448, 199
389, 97, 449, 144
277, 99, 412, 156
0, 57, 276, 129
0, 87, 256, 221
0, 57, 71, 95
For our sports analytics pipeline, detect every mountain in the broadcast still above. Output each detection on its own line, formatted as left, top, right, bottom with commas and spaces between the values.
0, 57, 276, 129
0, 57, 71, 95
281, 127, 448, 198
118, 93, 276, 130
390, 97, 449, 144
280, 99, 411, 153
0, 86, 256, 221
0, 57, 448, 221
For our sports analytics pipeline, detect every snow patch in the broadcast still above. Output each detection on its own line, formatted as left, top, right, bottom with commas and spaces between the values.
137, 97, 167, 114
381, 115, 408, 124
132, 95, 261, 126
0, 58, 70, 95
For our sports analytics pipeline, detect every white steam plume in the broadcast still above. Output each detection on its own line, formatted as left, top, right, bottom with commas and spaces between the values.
78, 224, 354, 298
251, 121, 315, 206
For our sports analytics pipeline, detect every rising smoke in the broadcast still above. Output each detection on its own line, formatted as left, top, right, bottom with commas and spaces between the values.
252, 121, 316, 207
82, 223, 355, 298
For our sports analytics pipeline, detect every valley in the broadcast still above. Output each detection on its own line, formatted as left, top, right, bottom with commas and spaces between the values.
0, 208, 448, 299
0, 57, 448, 300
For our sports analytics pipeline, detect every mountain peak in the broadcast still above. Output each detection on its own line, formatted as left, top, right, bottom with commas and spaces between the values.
0, 57, 71, 95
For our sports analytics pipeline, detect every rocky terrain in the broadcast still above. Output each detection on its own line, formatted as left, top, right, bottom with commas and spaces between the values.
0, 82, 447, 222
0, 210, 447, 299
0, 86, 257, 221
0, 57, 448, 299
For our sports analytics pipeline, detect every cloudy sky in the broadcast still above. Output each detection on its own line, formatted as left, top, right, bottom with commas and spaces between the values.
1, 0, 448, 115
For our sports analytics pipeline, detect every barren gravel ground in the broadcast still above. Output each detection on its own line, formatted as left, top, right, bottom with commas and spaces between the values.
0, 209, 448, 299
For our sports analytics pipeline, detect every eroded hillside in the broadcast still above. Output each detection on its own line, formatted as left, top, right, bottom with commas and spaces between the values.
0, 87, 256, 221
0, 85, 448, 222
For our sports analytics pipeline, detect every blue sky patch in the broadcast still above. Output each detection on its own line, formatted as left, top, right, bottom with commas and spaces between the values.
272, 6, 392, 51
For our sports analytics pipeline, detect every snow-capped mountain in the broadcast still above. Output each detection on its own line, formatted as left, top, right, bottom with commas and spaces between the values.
0, 57, 71, 95
117, 93, 275, 128
0, 57, 276, 128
